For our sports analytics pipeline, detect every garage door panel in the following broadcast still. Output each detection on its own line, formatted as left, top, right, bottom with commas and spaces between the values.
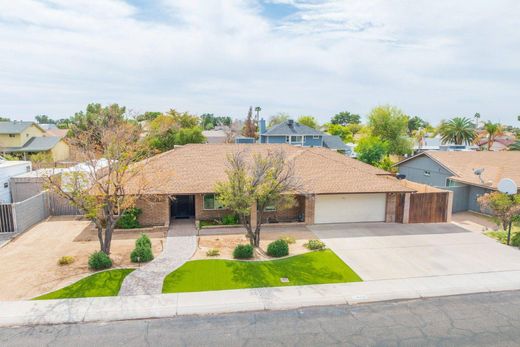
315, 194, 386, 224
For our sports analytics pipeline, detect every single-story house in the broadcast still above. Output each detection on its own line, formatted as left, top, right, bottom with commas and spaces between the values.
395, 151, 520, 213
121, 144, 452, 227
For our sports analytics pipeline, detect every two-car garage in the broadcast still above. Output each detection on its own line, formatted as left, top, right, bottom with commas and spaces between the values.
314, 193, 387, 224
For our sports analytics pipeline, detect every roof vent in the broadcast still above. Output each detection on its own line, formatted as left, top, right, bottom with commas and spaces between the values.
287, 119, 294, 127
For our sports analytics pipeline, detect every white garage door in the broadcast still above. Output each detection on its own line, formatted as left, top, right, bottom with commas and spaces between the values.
314, 193, 386, 224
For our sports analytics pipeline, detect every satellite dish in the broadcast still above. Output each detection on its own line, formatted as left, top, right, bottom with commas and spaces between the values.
497, 178, 518, 195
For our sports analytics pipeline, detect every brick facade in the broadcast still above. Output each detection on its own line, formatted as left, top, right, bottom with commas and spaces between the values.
194, 193, 305, 223
136, 195, 170, 227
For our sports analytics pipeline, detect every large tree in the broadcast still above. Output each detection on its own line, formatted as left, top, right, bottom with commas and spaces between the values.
439, 117, 476, 145
407, 116, 429, 134
356, 136, 389, 166
200, 114, 232, 130
478, 192, 520, 245
146, 114, 205, 153
325, 124, 353, 142
297, 116, 319, 129
216, 149, 301, 247
368, 105, 412, 156
35, 115, 57, 124
45, 105, 149, 255
69, 103, 127, 142
331, 111, 360, 125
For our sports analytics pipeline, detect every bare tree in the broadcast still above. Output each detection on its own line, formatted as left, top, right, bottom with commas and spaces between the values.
43, 110, 149, 254
216, 149, 301, 247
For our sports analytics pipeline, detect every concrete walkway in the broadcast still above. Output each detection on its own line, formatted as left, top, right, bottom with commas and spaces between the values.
3, 270, 520, 327
118, 219, 197, 296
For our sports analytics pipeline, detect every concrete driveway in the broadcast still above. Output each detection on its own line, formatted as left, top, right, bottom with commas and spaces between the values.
308, 223, 520, 281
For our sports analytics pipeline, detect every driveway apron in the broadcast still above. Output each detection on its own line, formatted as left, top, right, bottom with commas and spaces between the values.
119, 219, 197, 296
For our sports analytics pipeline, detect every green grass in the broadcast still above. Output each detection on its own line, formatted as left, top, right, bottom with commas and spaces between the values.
162, 250, 362, 293
34, 269, 134, 300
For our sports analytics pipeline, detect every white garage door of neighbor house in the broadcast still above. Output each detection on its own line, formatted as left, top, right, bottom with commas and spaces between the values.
314, 193, 386, 224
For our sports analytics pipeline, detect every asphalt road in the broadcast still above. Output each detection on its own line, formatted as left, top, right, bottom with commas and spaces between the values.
2, 291, 520, 346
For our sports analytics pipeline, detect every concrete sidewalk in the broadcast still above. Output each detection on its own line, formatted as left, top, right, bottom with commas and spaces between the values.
2, 270, 520, 327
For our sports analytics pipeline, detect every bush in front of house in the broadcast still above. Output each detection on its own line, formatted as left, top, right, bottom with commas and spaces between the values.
280, 236, 296, 244
131, 233, 154, 263
221, 215, 239, 225
131, 245, 154, 263
116, 208, 142, 229
88, 251, 112, 270
58, 256, 75, 265
304, 239, 326, 250
233, 244, 254, 259
135, 233, 152, 249
206, 248, 220, 256
267, 239, 289, 257
511, 232, 520, 247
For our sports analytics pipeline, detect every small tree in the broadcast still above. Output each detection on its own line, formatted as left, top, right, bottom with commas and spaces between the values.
44, 105, 149, 255
242, 106, 257, 138
478, 192, 520, 245
356, 136, 389, 166
216, 149, 301, 247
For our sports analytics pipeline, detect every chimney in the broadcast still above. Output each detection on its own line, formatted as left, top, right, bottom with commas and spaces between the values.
259, 118, 266, 134
287, 119, 294, 127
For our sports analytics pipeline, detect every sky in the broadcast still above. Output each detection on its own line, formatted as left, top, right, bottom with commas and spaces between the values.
0, 0, 519, 125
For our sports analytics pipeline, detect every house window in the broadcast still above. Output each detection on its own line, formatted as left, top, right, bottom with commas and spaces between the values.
264, 204, 276, 211
424, 170, 431, 177
290, 135, 302, 142
203, 194, 224, 210
313, 135, 320, 139
8, 134, 15, 138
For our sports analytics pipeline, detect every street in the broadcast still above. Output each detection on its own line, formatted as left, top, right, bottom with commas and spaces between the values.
2, 290, 520, 346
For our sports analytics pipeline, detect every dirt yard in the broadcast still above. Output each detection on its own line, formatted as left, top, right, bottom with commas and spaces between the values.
193, 225, 317, 260
0, 217, 165, 301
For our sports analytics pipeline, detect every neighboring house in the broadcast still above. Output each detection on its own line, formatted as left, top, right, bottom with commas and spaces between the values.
395, 151, 520, 213
475, 133, 517, 151
202, 129, 227, 144
119, 143, 433, 228
0, 121, 70, 161
0, 158, 32, 203
414, 136, 477, 154
10, 159, 108, 203
258, 119, 348, 152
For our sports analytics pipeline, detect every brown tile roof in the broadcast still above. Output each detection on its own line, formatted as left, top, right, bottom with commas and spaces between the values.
418, 151, 520, 190
128, 144, 414, 195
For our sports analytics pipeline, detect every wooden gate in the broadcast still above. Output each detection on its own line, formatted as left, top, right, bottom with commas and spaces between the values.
409, 192, 449, 223
0, 204, 15, 233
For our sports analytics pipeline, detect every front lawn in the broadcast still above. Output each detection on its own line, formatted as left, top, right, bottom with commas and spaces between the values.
162, 249, 361, 293
34, 269, 134, 300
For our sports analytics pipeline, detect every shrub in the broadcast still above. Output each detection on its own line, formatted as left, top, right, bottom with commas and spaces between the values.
511, 233, 520, 247
58, 256, 75, 265
233, 244, 254, 259
280, 236, 296, 244
88, 251, 112, 270
267, 239, 289, 257
206, 248, 220, 256
304, 239, 326, 250
135, 233, 152, 249
221, 215, 239, 225
131, 246, 154, 263
116, 208, 142, 229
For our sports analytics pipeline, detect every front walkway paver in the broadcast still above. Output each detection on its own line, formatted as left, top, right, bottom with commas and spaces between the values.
118, 219, 197, 296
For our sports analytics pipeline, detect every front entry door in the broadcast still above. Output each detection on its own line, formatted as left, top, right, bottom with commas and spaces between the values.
172, 195, 195, 219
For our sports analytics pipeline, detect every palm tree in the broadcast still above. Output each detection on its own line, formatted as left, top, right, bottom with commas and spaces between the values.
439, 117, 476, 145
474, 112, 481, 129
480, 121, 503, 150
412, 128, 427, 149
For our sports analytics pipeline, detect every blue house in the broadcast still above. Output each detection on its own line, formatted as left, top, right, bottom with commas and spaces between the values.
258, 119, 348, 152
395, 151, 520, 213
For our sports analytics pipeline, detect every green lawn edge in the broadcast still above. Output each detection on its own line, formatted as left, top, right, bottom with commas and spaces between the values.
34, 268, 135, 300
162, 249, 362, 293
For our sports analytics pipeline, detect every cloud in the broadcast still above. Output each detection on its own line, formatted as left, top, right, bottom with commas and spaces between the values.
0, 0, 519, 124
